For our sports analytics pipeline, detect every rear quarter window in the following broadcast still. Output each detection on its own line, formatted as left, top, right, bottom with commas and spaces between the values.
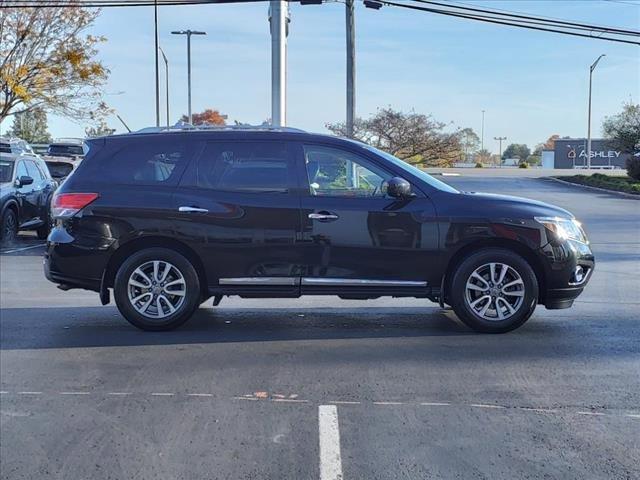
83, 138, 197, 187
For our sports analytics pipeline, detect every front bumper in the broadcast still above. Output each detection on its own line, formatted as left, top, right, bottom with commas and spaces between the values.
539, 239, 594, 309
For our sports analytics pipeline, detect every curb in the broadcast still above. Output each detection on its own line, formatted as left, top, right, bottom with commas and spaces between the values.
545, 177, 640, 200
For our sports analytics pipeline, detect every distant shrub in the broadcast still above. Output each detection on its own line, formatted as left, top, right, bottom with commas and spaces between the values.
626, 156, 640, 180
474, 162, 483, 168
518, 162, 529, 169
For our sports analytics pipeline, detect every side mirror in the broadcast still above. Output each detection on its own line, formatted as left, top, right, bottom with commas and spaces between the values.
387, 177, 412, 199
17, 175, 34, 187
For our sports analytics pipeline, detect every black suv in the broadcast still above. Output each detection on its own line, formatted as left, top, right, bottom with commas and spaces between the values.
45, 127, 594, 333
1, 152, 56, 243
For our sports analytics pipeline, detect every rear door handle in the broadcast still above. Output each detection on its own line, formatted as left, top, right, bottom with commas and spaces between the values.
308, 212, 339, 221
179, 206, 209, 213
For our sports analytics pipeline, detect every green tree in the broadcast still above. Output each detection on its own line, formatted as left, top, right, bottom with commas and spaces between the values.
0, 4, 110, 123
502, 143, 530, 161
326, 108, 461, 167
602, 102, 640, 154
8, 107, 52, 143
85, 119, 115, 138
457, 127, 480, 161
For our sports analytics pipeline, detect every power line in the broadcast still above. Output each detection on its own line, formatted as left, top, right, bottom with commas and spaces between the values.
413, 0, 640, 36
379, 1, 640, 46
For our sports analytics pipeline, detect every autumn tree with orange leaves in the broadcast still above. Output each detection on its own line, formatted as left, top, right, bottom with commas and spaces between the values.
0, 2, 109, 125
181, 109, 227, 126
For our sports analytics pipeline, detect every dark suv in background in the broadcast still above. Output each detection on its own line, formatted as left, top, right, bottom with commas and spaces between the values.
45, 126, 594, 333
1, 151, 56, 243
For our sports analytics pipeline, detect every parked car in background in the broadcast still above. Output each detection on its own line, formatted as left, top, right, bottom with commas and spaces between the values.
45, 126, 594, 333
1, 151, 57, 244
0, 136, 35, 155
45, 138, 85, 160
43, 157, 77, 184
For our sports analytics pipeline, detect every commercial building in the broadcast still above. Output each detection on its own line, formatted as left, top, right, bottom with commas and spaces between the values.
550, 138, 630, 169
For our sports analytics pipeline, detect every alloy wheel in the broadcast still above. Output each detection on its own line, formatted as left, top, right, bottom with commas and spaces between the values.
464, 262, 525, 321
127, 260, 187, 319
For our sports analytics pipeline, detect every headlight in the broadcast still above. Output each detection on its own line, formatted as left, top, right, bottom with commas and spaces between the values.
535, 216, 588, 244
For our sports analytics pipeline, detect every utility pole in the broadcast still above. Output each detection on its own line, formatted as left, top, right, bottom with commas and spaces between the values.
346, 0, 355, 138
171, 30, 206, 125
587, 54, 606, 170
481, 109, 485, 152
154, 0, 160, 127
269, 1, 288, 127
494, 136, 506, 167
159, 47, 169, 127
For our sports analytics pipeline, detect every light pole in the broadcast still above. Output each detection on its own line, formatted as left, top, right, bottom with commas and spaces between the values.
154, 0, 160, 127
587, 54, 606, 170
269, 1, 289, 127
494, 136, 506, 167
346, 0, 355, 138
159, 47, 169, 127
171, 29, 206, 125
481, 109, 485, 152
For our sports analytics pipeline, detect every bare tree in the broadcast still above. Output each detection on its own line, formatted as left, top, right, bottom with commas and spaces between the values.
0, 2, 109, 124
326, 108, 461, 167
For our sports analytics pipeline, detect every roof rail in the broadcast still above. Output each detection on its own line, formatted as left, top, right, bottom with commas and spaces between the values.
134, 122, 306, 134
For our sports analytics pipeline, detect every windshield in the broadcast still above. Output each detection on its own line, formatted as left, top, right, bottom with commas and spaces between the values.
362, 144, 459, 194
0, 159, 14, 183
47, 144, 84, 157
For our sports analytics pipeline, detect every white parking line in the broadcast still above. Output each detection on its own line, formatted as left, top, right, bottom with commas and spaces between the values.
271, 398, 309, 403
187, 393, 214, 397
318, 405, 343, 480
329, 401, 361, 405
470, 403, 506, 409
626, 414, 640, 419
577, 411, 606, 416
107, 392, 132, 396
151, 393, 174, 396
1, 243, 46, 254
373, 401, 404, 405
18, 391, 42, 395
420, 402, 450, 406
59, 392, 90, 395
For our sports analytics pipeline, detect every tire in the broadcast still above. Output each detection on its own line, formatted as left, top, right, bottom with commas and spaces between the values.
449, 248, 538, 333
1, 209, 18, 246
114, 248, 201, 331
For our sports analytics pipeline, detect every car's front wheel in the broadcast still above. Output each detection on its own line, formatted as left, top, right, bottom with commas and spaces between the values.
449, 248, 538, 333
114, 248, 201, 331
1, 209, 18, 246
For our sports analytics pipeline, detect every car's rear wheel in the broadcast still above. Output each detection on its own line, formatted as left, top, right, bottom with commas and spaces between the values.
1, 209, 18, 245
114, 248, 201, 331
449, 248, 538, 333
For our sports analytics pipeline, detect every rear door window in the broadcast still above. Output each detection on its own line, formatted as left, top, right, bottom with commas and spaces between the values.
87, 138, 197, 187
197, 141, 295, 193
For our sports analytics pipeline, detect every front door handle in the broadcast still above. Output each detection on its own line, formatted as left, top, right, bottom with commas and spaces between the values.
308, 212, 339, 221
179, 206, 209, 213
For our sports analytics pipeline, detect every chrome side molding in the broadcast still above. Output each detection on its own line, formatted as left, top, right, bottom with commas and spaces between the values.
218, 277, 427, 287
301, 278, 427, 287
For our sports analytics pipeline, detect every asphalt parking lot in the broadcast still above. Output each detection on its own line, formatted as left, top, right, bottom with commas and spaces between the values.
1, 176, 639, 479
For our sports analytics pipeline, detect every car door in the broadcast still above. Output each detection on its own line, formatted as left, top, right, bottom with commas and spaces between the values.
295, 142, 439, 291
25, 159, 53, 224
14, 160, 37, 226
172, 138, 303, 294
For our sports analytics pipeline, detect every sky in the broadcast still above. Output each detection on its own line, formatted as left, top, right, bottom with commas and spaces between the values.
14, 0, 640, 153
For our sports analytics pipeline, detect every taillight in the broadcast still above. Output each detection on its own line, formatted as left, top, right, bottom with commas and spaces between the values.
52, 193, 99, 219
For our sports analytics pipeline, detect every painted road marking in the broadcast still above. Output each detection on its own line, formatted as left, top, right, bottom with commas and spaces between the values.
271, 398, 309, 403
151, 393, 175, 396
577, 411, 606, 416
626, 414, 640, 419
520, 407, 558, 413
0, 243, 46, 254
18, 392, 42, 395
329, 401, 361, 405
187, 393, 214, 397
59, 392, 90, 395
420, 402, 450, 406
107, 392, 132, 396
470, 403, 506, 409
318, 405, 343, 480
373, 401, 404, 405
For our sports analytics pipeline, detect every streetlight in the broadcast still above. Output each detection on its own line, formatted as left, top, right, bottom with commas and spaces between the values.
494, 136, 507, 167
171, 29, 206, 125
587, 54, 606, 170
159, 47, 169, 127
481, 109, 485, 152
